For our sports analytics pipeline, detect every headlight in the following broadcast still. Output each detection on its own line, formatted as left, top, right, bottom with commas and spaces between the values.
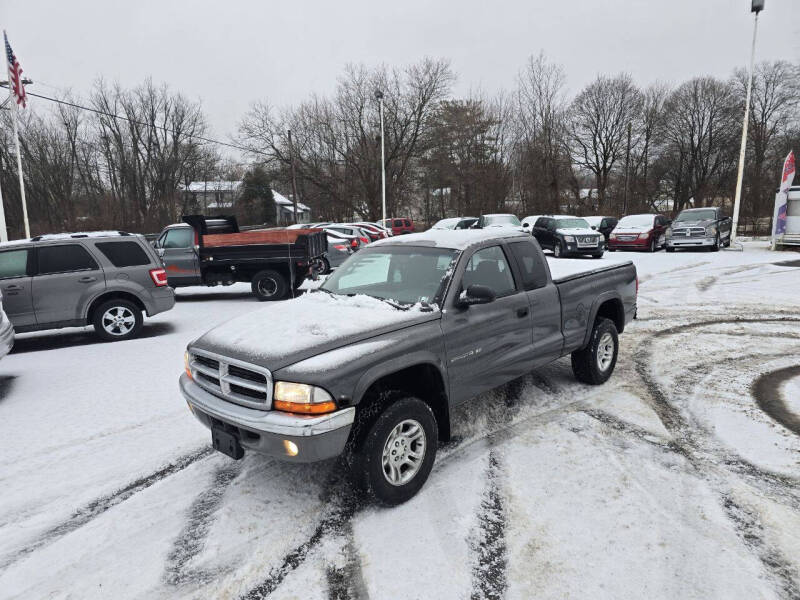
638, 231, 651, 240
563, 235, 575, 242
706, 225, 717, 236
609, 233, 617, 240
273, 381, 336, 415
666, 227, 672, 238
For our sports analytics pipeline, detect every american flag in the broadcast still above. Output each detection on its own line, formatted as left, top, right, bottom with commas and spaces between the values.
4, 31, 27, 109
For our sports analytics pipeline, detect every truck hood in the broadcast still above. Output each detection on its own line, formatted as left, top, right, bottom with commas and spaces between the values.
672, 219, 715, 228
190, 292, 441, 372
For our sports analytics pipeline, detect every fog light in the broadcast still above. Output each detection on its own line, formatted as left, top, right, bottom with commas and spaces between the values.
283, 440, 299, 457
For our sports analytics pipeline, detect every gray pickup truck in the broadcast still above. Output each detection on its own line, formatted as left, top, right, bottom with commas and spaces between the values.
180, 230, 637, 504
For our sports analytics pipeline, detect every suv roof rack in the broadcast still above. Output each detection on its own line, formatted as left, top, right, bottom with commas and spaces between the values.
29, 231, 133, 242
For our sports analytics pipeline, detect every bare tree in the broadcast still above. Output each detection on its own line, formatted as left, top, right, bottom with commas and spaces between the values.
569, 73, 642, 212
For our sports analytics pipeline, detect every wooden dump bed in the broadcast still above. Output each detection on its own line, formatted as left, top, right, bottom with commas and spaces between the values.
202, 228, 323, 248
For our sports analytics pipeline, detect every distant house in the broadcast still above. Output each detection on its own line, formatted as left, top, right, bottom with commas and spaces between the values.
180, 181, 311, 224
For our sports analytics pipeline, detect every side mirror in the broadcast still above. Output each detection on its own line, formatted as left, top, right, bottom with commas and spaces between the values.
157, 248, 165, 258
590, 225, 597, 230
457, 284, 496, 307
522, 222, 529, 228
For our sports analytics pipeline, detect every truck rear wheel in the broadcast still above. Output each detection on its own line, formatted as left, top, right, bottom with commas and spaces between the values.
571, 317, 618, 385
251, 270, 287, 301
352, 397, 437, 506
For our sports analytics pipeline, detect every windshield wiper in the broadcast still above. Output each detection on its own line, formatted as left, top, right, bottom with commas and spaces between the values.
371, 296, 411, 311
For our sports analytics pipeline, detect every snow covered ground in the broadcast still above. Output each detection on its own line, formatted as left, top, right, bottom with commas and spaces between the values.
0, 241, 799, 599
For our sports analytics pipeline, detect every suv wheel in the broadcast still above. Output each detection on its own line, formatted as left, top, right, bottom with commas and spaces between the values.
93, 299, 143, 341
571, 317, 618, 385
353, 397, 437, 505
251, 270, 287, 301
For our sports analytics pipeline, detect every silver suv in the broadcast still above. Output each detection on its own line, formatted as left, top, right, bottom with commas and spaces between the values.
0, 232, 175, 342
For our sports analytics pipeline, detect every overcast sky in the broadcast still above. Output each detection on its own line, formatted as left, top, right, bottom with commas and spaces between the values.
3, 0, 799, 141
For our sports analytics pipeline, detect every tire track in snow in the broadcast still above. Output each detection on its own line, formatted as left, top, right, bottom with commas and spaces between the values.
325, 521, 368, 600
469, 450, 508, 600
752, 365, 800, 437
634, 316, 800, 595
164, 461, 243, 586
0, 446, 213, 571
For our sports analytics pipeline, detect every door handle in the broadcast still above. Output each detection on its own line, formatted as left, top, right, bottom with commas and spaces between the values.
516, 307, 529, 318
78, 276, 97, 283
4, 284, 22, 292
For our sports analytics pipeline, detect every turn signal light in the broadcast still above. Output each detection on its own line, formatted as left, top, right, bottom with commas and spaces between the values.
273, 400, 337, 415
184, 351, 193, 380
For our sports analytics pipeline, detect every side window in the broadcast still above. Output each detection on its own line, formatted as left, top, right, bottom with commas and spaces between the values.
461, 246, 516, 297
95, 241, 152, 268
0, 249, 30, 279
38, 244, 98, 275
404, 219, 411, 227
394, 219, 404, 227
508, 242, 548, 290
164, 228, 193, 249
533, 218, 545, 228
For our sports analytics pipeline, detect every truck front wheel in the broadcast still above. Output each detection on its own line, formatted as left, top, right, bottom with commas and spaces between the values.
251, 270, 287, 301
353, 397, 438, 506
571, 317, 618, 385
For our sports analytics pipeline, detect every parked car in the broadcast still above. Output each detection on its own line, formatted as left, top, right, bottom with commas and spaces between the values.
156, 216, 327, 301
531, 216, 605, 258
430, 217, 478, 230
381, 218, 415, 235
351, 222, 390, 239
318, 237, 353, 273
521, 215, 544, 233
474, 214, 524, 230
0, 232, 175, 341
324, 225, 371, 246
181, 229, 637, 504
666, 207, 732, 252
583, 216, 618, 247
0, 292, 14, 359
609, 214, 669, 252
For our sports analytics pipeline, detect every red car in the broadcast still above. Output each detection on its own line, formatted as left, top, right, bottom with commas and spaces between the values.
381, 217, 415, 235
608, 214, 670, 252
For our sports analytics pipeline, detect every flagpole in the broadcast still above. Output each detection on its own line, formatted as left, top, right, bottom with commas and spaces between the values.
8, 87, 29, 239
0, 157, 7, 242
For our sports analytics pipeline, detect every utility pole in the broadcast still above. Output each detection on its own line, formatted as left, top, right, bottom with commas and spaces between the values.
622, 121, 632, 215
0, 75, 32, 240
731, 0, 765, 246
287, 129, 299, 224
375, 90, 386, 225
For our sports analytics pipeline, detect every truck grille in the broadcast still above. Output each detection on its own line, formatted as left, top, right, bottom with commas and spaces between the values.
616, 234, 639, 242
577, 236, 599, 247
672, 227, 706, 238
189, 348, 272, 409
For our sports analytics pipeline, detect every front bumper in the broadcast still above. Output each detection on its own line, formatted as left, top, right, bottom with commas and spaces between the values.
563, 241, 603, 255
608, 239, 650, 250
180, 373, 354, 462
0, 312, 14, 359
666, 236, 715, 248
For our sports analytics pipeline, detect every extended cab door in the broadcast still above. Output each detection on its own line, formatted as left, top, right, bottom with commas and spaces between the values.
441, 244, 534, 404
158, 227, 201, 285
0, 248, 36, 328
31, 243, 106, 325
507, 240, 563, 366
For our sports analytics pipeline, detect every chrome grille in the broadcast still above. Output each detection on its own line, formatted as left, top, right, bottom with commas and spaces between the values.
672, 227, 706, 238
577, 236, 599, 247
616, 234, 639, 242
189, 348, 272, 409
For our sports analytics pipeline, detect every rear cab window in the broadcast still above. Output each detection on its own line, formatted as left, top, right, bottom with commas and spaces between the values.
95, 241, 152, 268
37, 244, 99, 275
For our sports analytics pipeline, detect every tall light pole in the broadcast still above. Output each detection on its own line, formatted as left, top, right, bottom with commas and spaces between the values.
375, 89, 386, 225
730, 0, 765, 246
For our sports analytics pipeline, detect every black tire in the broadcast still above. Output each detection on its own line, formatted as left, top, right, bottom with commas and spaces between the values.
648, 237, 656, 252
352, 397, 438, 506
666, 246, 675, 253
316, 257, 331, 275
571, 317, 619, 385
553, 240, 564, 258
712, 233, 720, 252
251, 269, 287, 301
92, 299, 143, 342
608, 248, 616, 252
592, 251, 604, 259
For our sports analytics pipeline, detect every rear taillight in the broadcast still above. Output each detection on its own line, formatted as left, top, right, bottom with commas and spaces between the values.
150, 268, 168, 287
350, 239, 358, 248
333, 244, 347, 251
360, 236, 369, 244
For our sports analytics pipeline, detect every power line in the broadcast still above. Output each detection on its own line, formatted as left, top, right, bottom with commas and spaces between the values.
4, 84, 267, 158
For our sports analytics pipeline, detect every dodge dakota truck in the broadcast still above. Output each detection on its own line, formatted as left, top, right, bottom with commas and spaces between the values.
180, 229, 637, 504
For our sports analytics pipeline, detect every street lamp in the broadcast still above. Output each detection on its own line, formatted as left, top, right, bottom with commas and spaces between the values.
730, 0, 765, 247
375, 89, 386, 226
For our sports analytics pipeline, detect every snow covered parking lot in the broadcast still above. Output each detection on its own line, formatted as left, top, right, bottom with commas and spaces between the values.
1, 242, 799, 599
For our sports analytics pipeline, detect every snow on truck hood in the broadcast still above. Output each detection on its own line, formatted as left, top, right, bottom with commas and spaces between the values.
555, 227, 597, 236
192, 292, 440, 371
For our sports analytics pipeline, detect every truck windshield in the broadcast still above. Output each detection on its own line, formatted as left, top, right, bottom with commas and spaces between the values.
321, 246, 459, 306
555, 218, 590, 229
675, 209, 716, 222
484, 215, 521, 226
